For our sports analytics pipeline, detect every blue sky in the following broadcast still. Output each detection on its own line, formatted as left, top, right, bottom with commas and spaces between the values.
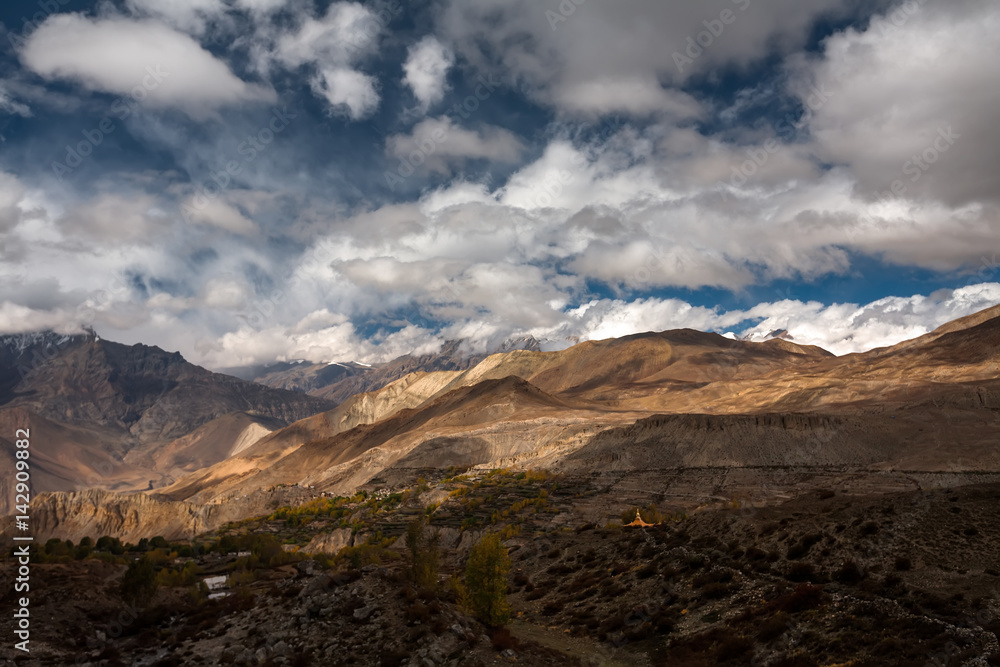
0, 0, 998, 367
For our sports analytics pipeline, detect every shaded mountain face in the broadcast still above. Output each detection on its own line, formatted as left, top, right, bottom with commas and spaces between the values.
1, 331, 334, 442
0, 331, 335, 514
226, 337, 541, 403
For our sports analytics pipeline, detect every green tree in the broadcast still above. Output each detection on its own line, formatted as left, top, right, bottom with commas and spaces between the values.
95, 536, 125, 555
405, 519, 440, 589
120, 555, 159, 604
462, 533, 511, 626
44, 538, 70, 559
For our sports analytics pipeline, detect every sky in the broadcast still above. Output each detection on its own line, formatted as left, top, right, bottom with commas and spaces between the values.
0, 0, 998, 369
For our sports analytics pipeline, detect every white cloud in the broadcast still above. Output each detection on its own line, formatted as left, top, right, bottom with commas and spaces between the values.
271, 1, 388, 119
435, 0, 867, 117
733, 282, 1000, 354
182, 197, 259, 236
402, 36, 455, 112
385, 116, 524, 174
311, 67, 380, 120
20, 14, 274, 119
204, 317, 443, 368
794, 0, 1000, 206
5, 1, 1000, 373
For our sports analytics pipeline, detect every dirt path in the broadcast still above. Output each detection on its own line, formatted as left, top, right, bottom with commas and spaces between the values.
508, 619, 649, 667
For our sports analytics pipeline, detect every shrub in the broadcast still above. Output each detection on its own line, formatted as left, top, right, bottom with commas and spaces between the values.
716, 635, 753, 662
702, 582, 733, 599
757, 612, 789, 642
786, 563, 818, 583
786, 534, 822, 560
772, 583, 824, 614
462, 533, 512, 627
833, 560, 864, 585
859, 521, 879, 536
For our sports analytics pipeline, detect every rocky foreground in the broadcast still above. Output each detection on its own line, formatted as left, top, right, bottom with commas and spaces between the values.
3, 470, 1000, 666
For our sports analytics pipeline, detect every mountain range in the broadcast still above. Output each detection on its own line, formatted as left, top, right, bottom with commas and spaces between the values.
6, 305, 1000, 541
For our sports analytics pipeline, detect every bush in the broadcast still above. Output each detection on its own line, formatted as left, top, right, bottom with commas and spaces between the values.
716, 635, 753, 662
462, 533, 512, 627
786, 563, 818, 583
757, 612, 789, 642
786, 534, 822, 560
859, 521, 879, 536
833, 560, 864, 585
702, 582, 733, 599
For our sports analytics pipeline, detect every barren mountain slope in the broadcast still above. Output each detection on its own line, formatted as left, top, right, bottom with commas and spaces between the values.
0, 331, 335, 513
154, 305, 1000, 513
159, 376, 633, 504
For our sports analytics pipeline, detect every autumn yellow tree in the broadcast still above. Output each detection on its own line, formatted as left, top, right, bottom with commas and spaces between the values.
462, 533, 511, 626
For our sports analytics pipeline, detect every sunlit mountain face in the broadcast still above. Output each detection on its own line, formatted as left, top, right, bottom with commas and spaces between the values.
0, 0, 997, 369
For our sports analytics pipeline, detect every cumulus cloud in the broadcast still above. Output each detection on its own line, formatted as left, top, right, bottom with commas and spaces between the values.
311, 67, 380, 120
402, 36, 455, 113
19, 14, 274, 119
203, 316, 444, 368
733, 282, 1000, 354
385, 117, 524, 174
794, 0, 1000, 206
435, 0, 875, 117
195, 282, 1000, 367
